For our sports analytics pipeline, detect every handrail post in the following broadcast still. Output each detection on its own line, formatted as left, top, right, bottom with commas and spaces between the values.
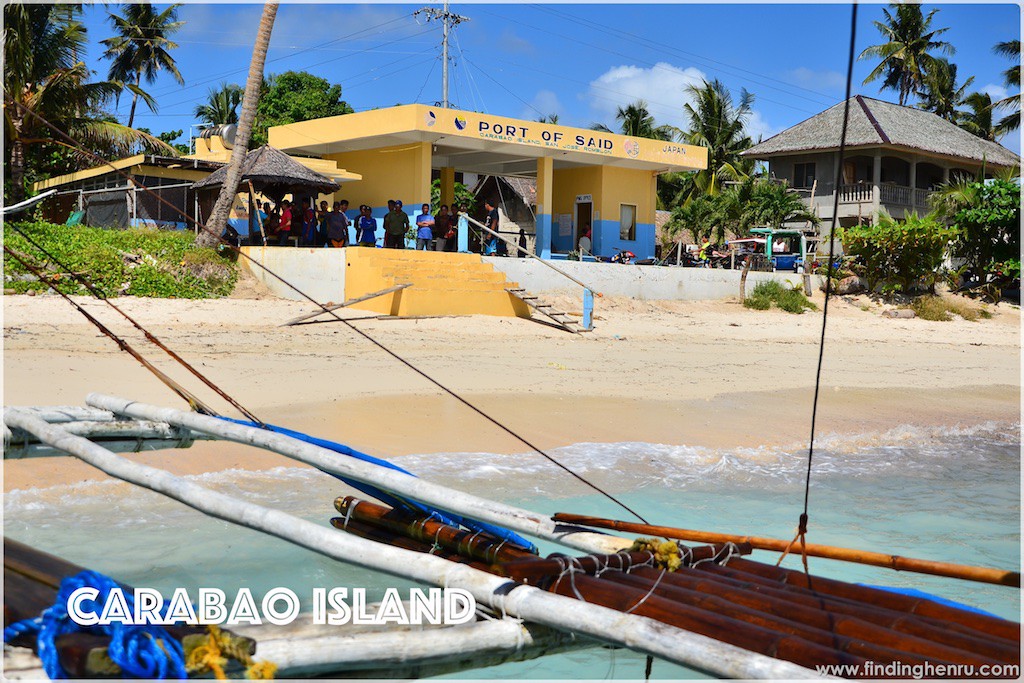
582, 288, 594, 331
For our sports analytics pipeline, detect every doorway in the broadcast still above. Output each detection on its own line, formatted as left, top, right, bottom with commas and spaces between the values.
575, 201, 592, 252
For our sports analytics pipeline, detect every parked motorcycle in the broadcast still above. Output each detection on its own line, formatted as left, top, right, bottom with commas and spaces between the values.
596, 248, 637, 264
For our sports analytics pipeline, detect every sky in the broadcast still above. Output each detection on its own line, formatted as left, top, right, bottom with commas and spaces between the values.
78, 1, 1022, 154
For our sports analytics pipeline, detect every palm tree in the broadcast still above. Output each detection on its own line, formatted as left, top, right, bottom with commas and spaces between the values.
101, 2, 185, 128
959, 92, 997, 141
536, 114, 559, 124
859, 4, 954, 106
3, 4, 173, 202
679, 79, 755, 200
992, 39, 1020, 135
202, 4, 278, 247
592, 100, 676, 140
195, 83, 244, 126
737, 178, 819, 232
917, 58, 972, 122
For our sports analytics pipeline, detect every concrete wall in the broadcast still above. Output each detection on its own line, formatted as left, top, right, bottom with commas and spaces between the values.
486, 257, 820, 301
240, 246, 346, 302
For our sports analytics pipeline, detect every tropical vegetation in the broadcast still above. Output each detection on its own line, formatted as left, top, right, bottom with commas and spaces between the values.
195, 83, 244, 126
592, 100, 676, 141
250, 71, 354, 147
743, 280, 817, 314
992, 39, 1020, 135
3, 220, 237, 298
841, 212, 958, 295
101, 3, 185, 128
859, 4, 955, 106
3, 3, 173, 202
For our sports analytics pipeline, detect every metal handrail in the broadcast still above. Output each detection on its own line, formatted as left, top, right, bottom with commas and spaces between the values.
464, 215, 601, 296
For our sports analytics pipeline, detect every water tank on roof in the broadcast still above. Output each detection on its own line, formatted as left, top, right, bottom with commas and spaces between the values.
198, 124, 237, 149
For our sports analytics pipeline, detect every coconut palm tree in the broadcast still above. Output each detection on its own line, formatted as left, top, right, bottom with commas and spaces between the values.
3, 3, 173, 202
992, 39, 1020, 135
536, 114, 559, 124
859, 4, 954, 106
101, 2, 184, 128
678, 79, 755, 200
195, 83, 244, 126
592, 100, 676, 140
737, 178, 819, 232
917, 58, 972, 123
202, 4, 278, 247
958, 92, 997, 141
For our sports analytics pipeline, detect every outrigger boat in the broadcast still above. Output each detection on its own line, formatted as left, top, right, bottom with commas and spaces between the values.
3, 398, 1020, 679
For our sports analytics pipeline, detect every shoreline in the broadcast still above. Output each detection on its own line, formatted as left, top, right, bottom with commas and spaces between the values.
4, 292, 1020, 492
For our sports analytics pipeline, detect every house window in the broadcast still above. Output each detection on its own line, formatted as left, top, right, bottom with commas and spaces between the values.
620, 204, 636, 241
793, 162, 816, 188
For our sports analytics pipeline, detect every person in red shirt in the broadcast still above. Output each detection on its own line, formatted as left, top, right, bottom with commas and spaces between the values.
278, 200, 293, 246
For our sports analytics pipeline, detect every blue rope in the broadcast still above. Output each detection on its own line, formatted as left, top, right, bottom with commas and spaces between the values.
3, 570, 187, 679
217, 417, 539, 554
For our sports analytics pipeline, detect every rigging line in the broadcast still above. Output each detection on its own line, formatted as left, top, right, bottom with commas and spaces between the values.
530, 4, 840, 104
5, 224, 265, 426
17, 103, 651, 525
796, 1, 859, 572
3, 246, 220, 418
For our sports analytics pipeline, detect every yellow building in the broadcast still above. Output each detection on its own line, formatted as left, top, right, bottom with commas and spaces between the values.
268, 104, 706, 259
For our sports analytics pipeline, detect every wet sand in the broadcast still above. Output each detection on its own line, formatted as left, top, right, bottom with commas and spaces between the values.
4, 287, 1020, 491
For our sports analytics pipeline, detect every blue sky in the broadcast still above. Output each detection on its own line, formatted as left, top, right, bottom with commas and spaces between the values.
79, 2, 1022, 154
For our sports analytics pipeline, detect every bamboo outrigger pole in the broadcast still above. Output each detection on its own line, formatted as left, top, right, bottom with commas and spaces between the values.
84, 394, 630, 556
2, 408, 818, 679
551, 513, 1021, 588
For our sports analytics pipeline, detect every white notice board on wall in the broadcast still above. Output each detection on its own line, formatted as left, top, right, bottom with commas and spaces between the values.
557, 214, 573, 236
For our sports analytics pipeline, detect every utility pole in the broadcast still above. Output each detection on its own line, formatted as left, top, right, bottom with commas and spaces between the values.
415, 2, 469, 108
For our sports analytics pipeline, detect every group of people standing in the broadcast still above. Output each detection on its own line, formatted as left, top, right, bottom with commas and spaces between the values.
256, 198, 377, 248
389, 200, 467, 251
253, 198, 470, 251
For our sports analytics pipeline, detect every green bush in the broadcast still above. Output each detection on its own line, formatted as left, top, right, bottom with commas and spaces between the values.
3, 221, 237, 298
841, 213, 958, 294
743, 280, 817, 314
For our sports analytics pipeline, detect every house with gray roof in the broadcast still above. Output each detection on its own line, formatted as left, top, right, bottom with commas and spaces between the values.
743, 96, 1020, 226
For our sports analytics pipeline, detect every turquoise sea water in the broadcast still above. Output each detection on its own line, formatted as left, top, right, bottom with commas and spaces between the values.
4, 421, 1020, 679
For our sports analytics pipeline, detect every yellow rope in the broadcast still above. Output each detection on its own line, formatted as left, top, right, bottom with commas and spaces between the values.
185, 625, 277, 680
630, 538, 683, 572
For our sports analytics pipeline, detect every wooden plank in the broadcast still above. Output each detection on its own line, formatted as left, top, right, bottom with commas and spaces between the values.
281, 284, 413, 326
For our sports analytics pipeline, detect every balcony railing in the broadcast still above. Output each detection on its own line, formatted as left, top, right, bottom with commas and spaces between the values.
830, 183, 934, 209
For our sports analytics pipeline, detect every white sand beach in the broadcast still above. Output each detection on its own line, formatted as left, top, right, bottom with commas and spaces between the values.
3, 279, 1020, 491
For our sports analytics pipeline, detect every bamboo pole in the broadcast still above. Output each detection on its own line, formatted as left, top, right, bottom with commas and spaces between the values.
4, 409, 819, 679
632, 565, 1020, 661
85, 395, 631, 556
552, 513, 1021, 588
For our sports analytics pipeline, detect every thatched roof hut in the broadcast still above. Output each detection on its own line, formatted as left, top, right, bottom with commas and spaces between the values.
192, 145, 340, 200
744, 96, 1019, 168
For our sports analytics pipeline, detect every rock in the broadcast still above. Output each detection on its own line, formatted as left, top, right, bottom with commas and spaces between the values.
26, 289, 36, 296
4, 288, 16, 295
881, 309, 916, 319
836, 276, 866, 295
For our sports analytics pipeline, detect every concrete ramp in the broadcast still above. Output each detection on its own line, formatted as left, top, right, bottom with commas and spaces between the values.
344, 248, 530, 318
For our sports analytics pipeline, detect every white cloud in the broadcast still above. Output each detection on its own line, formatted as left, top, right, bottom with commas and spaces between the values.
497, 29, 535, 56
586, 61, 776, 142
586, 62, 707, 130
980, 83, 1011, 106
522, 90, 563, 121
787, 67, 845, 91
745, 110, 778, 143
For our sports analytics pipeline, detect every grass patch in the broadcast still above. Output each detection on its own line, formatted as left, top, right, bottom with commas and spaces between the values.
743, 280, 817, 314
908, 295, 986, 322
3, 221, 237, 298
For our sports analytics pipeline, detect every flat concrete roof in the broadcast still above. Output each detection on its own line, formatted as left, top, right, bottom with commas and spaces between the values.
269, 104, 707, 177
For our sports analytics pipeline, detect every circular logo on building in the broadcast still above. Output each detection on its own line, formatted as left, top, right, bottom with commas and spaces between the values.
426, 110, 437, 127
624, 139, 640, 158
454, 116, 467, 130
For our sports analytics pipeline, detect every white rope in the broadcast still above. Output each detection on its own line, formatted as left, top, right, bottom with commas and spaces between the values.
624, 569, 667, 614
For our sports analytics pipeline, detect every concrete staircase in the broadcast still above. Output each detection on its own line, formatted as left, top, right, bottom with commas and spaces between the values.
343, 248, 530, 318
